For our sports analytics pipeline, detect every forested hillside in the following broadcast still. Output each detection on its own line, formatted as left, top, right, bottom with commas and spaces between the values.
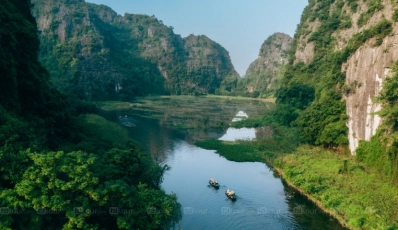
237, 33, 292, 98
0, 0, 180, 229
274, 0, 398, 179
31, 0, 240, 100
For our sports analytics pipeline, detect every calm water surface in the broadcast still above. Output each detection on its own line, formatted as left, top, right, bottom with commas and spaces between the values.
101, 98, 347, 230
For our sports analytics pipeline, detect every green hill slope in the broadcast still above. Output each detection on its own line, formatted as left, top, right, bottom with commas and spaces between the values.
31, 0, 240, 100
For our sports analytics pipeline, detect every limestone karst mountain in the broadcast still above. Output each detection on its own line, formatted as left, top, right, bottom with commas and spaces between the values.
31, 0, 240, 100
241, 32, 292, 97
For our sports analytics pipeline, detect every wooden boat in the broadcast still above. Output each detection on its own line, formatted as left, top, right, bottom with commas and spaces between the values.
225, 190, 236, 201
209, 180, 220, 189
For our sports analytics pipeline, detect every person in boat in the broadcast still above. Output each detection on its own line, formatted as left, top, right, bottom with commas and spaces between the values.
210, 178, 215, 183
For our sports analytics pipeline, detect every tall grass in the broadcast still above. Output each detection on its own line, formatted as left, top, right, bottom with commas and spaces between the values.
83, 114, 130, 147
277, 146, 398, 230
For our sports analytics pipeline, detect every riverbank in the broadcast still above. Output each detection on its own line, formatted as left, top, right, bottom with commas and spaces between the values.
272, 166, 351, 229
196, 140, 398, 230
275, 146, 398, 230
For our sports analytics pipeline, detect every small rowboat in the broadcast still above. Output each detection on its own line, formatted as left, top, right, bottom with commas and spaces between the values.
225, 190, 236, 201
209, 180, 220, 189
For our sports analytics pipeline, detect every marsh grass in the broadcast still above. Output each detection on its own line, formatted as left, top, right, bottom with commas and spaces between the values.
95, 101, 133, 111
195, 139, 265, 162
202, 94, 276, 103
97, 96, 274, 131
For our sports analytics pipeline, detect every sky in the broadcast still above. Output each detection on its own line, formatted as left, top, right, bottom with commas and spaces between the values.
85, 0, 308, 77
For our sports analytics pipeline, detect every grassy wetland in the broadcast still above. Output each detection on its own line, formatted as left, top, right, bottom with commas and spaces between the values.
96, 95, 274, 131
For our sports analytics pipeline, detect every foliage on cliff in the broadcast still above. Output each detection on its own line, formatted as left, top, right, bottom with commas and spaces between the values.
0, 0, 181, 229
356, 61, 398, 180
275, 0, 392, 148
237, 33, 292, 98
31, 0, 240, 100
184, 35, 240, 95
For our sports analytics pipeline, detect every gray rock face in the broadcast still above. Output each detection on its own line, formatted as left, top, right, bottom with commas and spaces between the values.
244, 33, 292, 95
290, 0, 398, 154
344, 34, 398, 153
247, 32, 292, 75
184, 34, 239, 78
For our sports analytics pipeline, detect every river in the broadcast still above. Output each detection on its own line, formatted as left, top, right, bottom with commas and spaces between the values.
100, 97, 347, 230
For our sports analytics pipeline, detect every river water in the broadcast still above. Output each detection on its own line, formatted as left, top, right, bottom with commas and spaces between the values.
101, 97, 347, 230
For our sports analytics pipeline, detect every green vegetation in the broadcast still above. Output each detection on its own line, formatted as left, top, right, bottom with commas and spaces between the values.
194, 1, 398, 228
9, 0, 398, 228
98, 96, 274, 132
355, 61, 398, 181
277, 9, 392, 147
276, 146, 398, 230
0, 115, 181, 229
235, 63, 287, 98
196, 115, 300, 163
195, 140, 263, 162
255, 1, 398, 226
393, 8, 398, 22
0, 1, 181, 229
32, 0, 240, 100
203, 94, 276, 102
33, 1, 166, 100
196, 111, 398, 229
357, 0, 384, 27
94, 101, 134, 111
232, 33, 291, 98
348, 0, 359, 13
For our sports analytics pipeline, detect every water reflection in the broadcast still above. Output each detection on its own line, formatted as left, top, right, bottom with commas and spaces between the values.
99, 97, 347, 230
100, 110, 184, 163
232, 111, 249, 122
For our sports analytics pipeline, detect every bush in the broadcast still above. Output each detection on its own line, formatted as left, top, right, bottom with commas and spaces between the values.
393, 8, 398, 22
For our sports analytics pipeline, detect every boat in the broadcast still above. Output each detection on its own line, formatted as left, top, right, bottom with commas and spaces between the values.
209, 180, 220, 189
225, 190, 236, 201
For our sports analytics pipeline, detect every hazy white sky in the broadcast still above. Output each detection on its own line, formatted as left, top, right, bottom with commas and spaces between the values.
86, 0, 308, 76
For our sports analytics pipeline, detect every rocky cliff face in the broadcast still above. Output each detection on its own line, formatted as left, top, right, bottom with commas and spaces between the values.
289, 0, 398, 154
243, 33, 292, 96
247, 33, 292, 75
183, 35, 240, 94
343, 30, 398, 153
341, 1, 398, 154
31, 0, 239, 99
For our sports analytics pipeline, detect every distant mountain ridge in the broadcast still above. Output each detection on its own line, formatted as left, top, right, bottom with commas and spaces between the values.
31, 0, 240, 100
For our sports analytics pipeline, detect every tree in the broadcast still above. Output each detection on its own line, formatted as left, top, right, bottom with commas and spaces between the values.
1, 149, 181, 229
